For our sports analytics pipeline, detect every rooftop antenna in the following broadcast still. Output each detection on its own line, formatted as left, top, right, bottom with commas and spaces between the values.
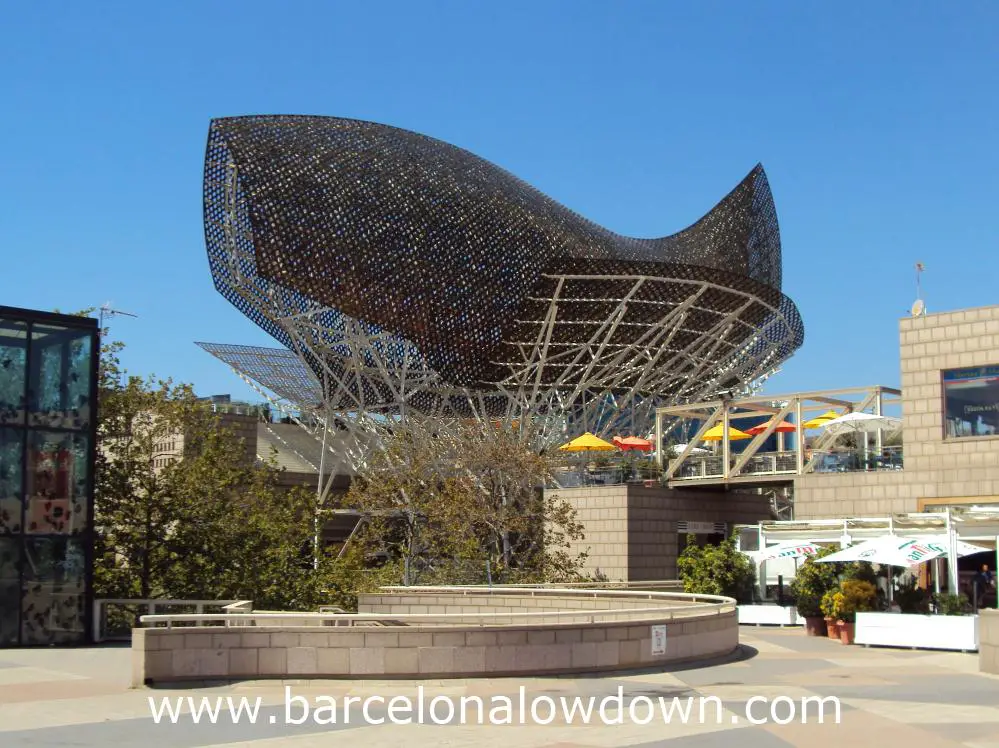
910, 263, 926, 317
98, 302, 138, 331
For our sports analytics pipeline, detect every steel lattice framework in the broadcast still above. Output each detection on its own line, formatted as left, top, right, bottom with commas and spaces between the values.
198, 115, 804, 461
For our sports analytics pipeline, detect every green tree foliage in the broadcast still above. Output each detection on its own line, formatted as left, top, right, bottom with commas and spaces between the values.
789, 545, 840, 617
677, 534, 756, 602
92, 325, 371, 611
344, 421, 588, 585
830, 579, 877, 623
894, 575, 930, 614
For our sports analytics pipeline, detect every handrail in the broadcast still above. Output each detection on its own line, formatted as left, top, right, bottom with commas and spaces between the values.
138, 586, 735, 629
140, 605, 734, 629
93, 598, 241, 643
387, 580, 684, 590
375, 585, 721, 602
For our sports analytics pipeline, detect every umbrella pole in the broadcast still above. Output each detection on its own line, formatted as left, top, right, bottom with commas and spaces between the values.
933, 558, 941, 595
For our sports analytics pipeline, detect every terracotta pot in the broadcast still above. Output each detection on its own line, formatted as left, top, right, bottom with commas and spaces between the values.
824, 616, 840, 639
803, 616, 827, 637
838, 621, 855, 645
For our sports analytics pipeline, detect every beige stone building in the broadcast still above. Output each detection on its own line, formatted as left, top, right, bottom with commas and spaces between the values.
136, 403, 358, 545
795, 304, 999, 518
545, 485, 771, 582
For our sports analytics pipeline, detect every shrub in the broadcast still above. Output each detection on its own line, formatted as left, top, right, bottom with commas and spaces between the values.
789, 546, 839, 617
894, 576, 930, 614
819, 589, 839, 619
834, 579, 877, 623
933, 592, 969, 616
677, 534, 756, 602
841, 561, 878, 586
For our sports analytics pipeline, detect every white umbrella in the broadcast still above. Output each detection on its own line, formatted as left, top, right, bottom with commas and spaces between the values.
673, 443, 710, 454
902, 535, 990, 563
820, 412, 901, 435
817, 535, 989, 567
751, 540, 824, 563
815, 535, 912, 566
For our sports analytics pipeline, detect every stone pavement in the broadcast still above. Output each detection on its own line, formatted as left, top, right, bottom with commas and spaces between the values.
3, 628, 999, 747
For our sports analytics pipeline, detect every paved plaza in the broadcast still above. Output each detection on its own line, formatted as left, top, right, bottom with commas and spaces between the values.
2, 628, 999, 747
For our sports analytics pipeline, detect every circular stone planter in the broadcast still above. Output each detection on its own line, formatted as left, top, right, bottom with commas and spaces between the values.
133, 585, 741, 685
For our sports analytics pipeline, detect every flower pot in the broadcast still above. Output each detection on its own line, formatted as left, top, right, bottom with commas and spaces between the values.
803, 615, 827, 637
824, 616, 840, 639
838, 621, 855, 645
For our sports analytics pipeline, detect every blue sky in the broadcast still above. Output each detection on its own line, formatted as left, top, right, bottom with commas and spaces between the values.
1, 2, 996, 402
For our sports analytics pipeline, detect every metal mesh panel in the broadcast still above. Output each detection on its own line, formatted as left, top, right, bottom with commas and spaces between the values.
201, 115, 804, 448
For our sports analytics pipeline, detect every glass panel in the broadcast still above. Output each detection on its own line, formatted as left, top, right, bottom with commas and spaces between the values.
942, 365, 999, 438
0, 428, 23, 534
25, 431, 89, 535
27, 324, 93, 430
0, 538, 19, 645
0, 319, 28, 425
21, 537, 85, 645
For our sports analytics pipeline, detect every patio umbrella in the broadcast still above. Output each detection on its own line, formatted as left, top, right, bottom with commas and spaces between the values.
902, 535, 990, 563
815, 536, 917, 566
802, 410, 841, 429
613, 435, 653, 451
671, 443, 710, 454
750, 540, 824, 563
701, 423, 751, 441
816, 535, 988, 567
820, 412, 902, 435
746, 419, 797, 435
558, 432, 616, 452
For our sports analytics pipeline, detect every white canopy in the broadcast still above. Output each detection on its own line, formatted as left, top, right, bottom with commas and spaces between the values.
672, 443, 709, 454
816, 534, 989, 567
744, 540, 824, 563
821, 412, 902, 435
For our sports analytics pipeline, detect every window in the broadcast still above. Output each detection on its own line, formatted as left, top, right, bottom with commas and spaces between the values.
943, 365, 999, 439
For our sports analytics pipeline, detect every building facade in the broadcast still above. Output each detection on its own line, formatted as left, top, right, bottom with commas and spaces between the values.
553, 484, 772, 582
794, 304, 999, 518
0, 306, 98, 647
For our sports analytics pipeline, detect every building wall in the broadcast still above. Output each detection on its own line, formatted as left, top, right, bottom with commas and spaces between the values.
551, 485, 772, 581
795, 304, 999, 518
0, 306, 98, 647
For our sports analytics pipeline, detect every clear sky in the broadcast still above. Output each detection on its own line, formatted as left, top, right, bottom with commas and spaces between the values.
1, 2, 996, 403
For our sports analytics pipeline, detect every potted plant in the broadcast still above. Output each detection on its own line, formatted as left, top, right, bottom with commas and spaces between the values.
895, 576, 930, 614
789, 546, 839, 636
834, 579, 878, 645
932, 592, 969, 616
820, 589, 840, 639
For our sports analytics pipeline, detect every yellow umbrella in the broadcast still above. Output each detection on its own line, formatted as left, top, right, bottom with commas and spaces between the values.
701, 423, 751, 441
803, 410, 841, 429
559, 432, 616, 451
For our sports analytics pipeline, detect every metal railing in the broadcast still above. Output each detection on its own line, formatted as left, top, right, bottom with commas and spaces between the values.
670, 446, 904, 481
93, 599, 242, 643
138, 586, 735, 630
809, 446, 903, 473
550, 463, 662, 488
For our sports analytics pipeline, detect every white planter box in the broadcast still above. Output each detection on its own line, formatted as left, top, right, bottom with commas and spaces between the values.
855, 612, 979, 652
738, 605, 799, 626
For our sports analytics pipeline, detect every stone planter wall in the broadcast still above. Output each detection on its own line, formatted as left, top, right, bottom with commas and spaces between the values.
980, 610, 999, 673
132, 588, 737, 685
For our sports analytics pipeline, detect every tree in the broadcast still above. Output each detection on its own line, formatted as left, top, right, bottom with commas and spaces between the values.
91, 323, 372, 610
677, 534, 756, 602
343, 420, 588, 584
789, 546, 840, 617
